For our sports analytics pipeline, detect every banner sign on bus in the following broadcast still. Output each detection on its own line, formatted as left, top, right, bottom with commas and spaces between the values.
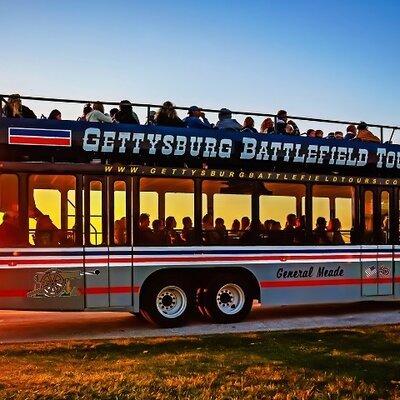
1, 119, 399, 171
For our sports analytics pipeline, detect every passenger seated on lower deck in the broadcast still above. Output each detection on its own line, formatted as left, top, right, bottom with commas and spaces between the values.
34, 214, 61, 247
241, 216, 250, 233
0, 212, 24, 247
268, 220, 285, 245
241, 219, 263, 245
202, 213, 220, 245
137, 213, 154, 245
313, 217, 331, 245
165, 216, 182, 245
114, 217, 127, 245
294, 216, 306, 244
181, 217, 195, 245
327, 218, 344, 245
152, 219, 167, 245
283, 213, 297, 244
215, 217, 228, 244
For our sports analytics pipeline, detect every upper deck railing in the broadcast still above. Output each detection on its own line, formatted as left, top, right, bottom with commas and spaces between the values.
1, 94, 399, 143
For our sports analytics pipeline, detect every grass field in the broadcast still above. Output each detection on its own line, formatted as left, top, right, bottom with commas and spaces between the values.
0, 325, 399, 399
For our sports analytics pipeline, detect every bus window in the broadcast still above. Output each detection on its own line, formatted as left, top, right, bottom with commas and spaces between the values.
259, 183, 305, 245
113, 181, 127, 246
202, 180, 252, 245
89, 181, 103, 245
381, 191, 390, 244
0, 174, 22, 247
29, 175, 76, 247
139, 178, 195, 246
364, 190, 374, 244
312, 185, 354, 245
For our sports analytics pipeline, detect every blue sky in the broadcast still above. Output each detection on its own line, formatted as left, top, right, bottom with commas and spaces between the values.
1, 0, 399, 134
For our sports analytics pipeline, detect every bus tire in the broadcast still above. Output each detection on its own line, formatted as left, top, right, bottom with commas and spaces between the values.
140, 275, 192, 328
203, 273, 253, 324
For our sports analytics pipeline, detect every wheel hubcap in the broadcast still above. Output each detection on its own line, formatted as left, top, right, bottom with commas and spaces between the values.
156, 286, 187, 319
216, 283, 245, 315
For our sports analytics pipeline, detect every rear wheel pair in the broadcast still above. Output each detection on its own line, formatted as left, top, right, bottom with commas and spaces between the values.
140, 273, 253, 328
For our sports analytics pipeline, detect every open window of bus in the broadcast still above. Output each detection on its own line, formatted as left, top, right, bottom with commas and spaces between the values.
201, 180, 253, 245
312, 185, 355, 245
139, 177, 195, 246
259, 182, 306, 245
0, 174, 22, 247
29, 175, 76, 247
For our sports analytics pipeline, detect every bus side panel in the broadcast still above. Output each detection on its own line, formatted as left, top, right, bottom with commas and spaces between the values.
253, 246, 363, 306
0, 248, 85, 311
394, 245, 400, 298
109, 247, 133, 308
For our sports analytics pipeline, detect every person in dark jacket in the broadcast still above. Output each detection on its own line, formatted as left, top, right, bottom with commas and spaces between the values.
2, 94, 36, 119
48, 109, 62, 120
183, 106, 213, 129
115, 100, 140, 124
155, 101, 185, 127
275, 109, 288, 134
241, 116, 258, 133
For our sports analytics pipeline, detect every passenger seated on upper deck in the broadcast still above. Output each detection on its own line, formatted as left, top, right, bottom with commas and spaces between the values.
183, 106, 213, 129
315, 130, 324, 138
327, 218, 345, 245
2, 94, 36, 119
115, 100, 140, 125
313, 217, 331, 245
260, 118, 274, 134
355, 122, 380, 143
181, 217, 195, 245
48, 109, 62, 120
110, 108, 119, 122
334, 131, 344, 140
345, 124, 357, 140
0, 212, 24, 247
286, 120, 300, 136
152, 219, 167, 245
86, 102, 113, 123
241, 117, 258, 134
34, 214, 61, 247
155, 101, 186, 127
202, 213, 220, 245
114, 217, 127, 245
137, 213, 154, 245
275, 110, 288, 134
78, 104, 92, 121
215, 108, 243, 131
306, 129, 316, 138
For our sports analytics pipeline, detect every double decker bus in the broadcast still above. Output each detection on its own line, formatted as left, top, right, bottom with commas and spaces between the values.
0, 95, 399, 327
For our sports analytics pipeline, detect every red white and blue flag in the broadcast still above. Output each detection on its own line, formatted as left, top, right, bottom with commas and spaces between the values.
8, 127, 72, 147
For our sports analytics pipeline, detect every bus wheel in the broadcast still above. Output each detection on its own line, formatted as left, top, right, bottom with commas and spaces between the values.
203, 274, 253, 324
140, 276, 191, 328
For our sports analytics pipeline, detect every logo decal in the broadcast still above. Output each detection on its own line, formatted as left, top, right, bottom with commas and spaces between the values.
28, 269, 79, 298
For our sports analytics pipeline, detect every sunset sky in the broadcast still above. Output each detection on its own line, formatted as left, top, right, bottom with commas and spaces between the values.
1, 0, 399, 139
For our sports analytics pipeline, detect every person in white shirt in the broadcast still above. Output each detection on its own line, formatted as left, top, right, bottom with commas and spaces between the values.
86, 102, 112, 123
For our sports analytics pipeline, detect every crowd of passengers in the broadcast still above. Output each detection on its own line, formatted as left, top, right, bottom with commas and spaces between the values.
1, 94, 381, 143
135, 212, 346, 246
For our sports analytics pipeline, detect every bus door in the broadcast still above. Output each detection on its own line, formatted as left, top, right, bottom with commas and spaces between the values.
360, 187, 394, 296
108, 177, 133, 308
83, 176, 109, 308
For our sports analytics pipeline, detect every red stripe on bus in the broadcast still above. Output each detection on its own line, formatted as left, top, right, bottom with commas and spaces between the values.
0, 289, 28, 297
260, 277, 400, 288
9, 136, 71, 146
80, 286, 140, 295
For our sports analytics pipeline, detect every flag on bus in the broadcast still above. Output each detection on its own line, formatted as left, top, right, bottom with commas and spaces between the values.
8, 127, 72, 147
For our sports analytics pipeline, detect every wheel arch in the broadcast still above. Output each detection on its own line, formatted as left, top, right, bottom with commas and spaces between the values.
139, 266, 261, 308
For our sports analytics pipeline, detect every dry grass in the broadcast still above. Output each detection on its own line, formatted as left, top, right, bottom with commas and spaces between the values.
0, 325, 400, 399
